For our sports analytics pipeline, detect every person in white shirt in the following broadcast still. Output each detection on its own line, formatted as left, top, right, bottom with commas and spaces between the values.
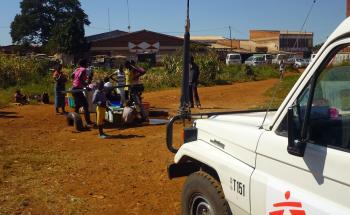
110, 64, 126, 105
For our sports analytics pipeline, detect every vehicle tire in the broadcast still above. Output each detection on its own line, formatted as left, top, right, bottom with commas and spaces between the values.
182, 171, 232, 215
66, 112, 83, 131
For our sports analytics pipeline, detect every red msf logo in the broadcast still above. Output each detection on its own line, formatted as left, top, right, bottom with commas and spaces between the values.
269, 191, 306, 215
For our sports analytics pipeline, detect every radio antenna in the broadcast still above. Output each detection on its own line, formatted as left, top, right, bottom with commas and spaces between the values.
126, 0, 131, 32
179, 0, 191, 120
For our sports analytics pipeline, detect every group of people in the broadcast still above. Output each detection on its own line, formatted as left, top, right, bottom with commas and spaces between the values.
52, 58, 147, 139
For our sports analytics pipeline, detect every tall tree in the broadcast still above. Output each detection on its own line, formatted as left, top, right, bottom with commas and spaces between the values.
11, 0, 90, 56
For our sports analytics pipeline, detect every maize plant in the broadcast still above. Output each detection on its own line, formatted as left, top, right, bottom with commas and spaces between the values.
0, 54, 50, 89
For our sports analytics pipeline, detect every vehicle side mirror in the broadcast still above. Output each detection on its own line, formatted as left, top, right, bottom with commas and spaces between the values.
287, 107, 307, 157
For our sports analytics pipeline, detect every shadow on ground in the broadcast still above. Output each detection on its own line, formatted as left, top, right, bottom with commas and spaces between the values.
0, 111, 22, 119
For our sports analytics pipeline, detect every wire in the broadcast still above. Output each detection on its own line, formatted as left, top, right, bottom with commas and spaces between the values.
300, 0, 317, 33
292, 0, 317, 50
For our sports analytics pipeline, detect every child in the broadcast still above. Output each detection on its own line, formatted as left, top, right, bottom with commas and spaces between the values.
279, 60, 285, 79
14, 89, 28, 105
93, 80, 108, 138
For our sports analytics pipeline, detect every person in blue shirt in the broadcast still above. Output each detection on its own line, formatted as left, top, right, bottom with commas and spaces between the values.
93, 80, 109, 138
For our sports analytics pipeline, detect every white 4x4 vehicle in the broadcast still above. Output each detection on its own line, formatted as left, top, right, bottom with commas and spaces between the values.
167, 18, 350, 215
226, 53, 242, 65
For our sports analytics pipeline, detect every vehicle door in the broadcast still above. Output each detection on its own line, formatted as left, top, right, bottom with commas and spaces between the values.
251, 41, 350, 215
245, 56, 253, 65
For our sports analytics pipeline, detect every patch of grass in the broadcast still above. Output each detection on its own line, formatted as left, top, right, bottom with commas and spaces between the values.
217, 64, 280, 84
141, 64, 280, 91
0, 77, 54, 108
263, 74, 301, 109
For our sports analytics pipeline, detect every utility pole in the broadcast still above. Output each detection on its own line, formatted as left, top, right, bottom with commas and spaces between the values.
229, 26, 232, 52
179, 0, 191, 118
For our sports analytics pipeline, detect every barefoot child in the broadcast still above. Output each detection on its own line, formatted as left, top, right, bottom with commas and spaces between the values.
93, 80, 108, 138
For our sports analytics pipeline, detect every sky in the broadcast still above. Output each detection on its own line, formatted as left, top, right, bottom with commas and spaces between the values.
0, 0, 346, 46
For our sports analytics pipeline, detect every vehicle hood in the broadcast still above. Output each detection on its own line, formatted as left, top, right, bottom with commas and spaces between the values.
195, 111, 275, 167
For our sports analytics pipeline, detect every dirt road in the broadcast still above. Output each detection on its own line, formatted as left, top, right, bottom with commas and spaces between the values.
0, 79, 278, 215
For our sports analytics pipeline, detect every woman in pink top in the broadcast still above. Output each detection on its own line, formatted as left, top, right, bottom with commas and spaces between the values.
71, 59, 92, 125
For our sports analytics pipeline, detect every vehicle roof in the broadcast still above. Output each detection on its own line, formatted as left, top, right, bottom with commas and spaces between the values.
322, 17, 350, 50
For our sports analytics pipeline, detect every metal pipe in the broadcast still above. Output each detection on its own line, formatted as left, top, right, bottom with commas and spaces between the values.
179, 0, 191, 118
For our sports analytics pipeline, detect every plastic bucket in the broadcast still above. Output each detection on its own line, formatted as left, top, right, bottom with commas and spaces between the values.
111, 101, 121, 108
67, 96, 75, 108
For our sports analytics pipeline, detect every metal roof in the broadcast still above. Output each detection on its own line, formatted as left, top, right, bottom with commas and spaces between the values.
86, 30, 128, 42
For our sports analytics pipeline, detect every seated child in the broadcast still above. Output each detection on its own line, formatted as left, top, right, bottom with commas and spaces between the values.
14, 90, 28, 105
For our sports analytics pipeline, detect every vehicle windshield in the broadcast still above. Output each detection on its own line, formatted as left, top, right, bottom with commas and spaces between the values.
277, 55, 287, 60
255, 56, 264, 61
229, 55, 240, 60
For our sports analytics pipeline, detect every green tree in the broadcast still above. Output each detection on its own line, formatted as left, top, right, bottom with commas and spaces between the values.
11, 0, 90, 56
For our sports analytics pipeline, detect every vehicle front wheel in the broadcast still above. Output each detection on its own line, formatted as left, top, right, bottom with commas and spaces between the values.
182, 171, 232, 215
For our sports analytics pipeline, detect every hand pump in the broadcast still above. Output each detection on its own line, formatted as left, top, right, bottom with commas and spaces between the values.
179, 0, 191, 120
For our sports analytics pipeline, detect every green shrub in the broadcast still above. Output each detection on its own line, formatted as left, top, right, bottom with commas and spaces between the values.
217, 64, 279, 84
0, 54, 52, 107
196, 51, 222, 86
0, 54, 50, 89
263, 74, 301, 108
141, 67, 182, 91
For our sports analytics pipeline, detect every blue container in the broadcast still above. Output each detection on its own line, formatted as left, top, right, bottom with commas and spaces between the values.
111, 101, 121, 108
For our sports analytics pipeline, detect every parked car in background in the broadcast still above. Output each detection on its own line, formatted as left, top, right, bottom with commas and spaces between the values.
272, 54, 288, 64
304, 58, 311, 65
226, 53, 242, 65
254, 54, 273, 64
286, 57, 308, 68
244, 56, 265, 66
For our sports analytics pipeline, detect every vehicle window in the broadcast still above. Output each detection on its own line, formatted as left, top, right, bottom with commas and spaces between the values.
230, 55, 240, 60
266, 55, 273, 59
309, 61, 350, 150
288, 45, 350, 151
276, 84, 311, 136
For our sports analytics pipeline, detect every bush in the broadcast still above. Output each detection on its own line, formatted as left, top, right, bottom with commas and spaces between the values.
196, 51, 222, 86
217, 64, 279, 84
0, 54, 50, 89
141, 67, 182, 91
0, 54, 52, 107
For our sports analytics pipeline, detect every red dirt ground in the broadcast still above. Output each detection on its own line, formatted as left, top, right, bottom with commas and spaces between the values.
0, 79, 278, 215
